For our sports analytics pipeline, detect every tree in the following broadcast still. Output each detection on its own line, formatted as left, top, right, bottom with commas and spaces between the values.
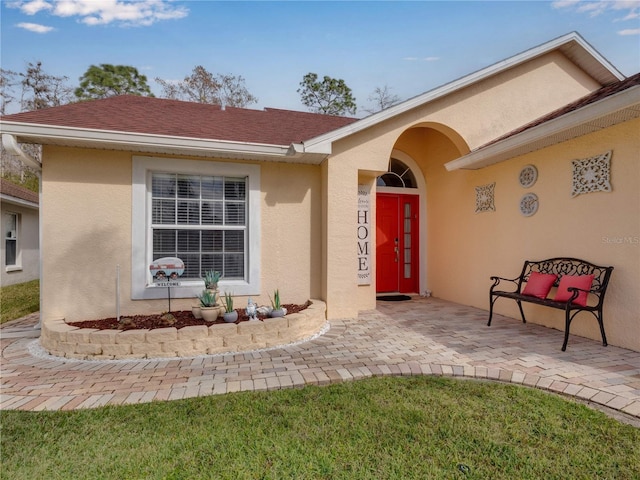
1, 68, 18, 115
362, 85, 401, 114
297, 73, 356, 116
75, 64, 153, 100
155, 66, 257, 108
1, 61, 73, 191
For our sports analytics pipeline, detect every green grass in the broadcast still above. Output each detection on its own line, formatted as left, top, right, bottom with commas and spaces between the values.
0, 279, 39, 324
1, 376, 638, 479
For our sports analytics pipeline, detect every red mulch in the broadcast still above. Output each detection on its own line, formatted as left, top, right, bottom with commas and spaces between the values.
68, 302, 311, 331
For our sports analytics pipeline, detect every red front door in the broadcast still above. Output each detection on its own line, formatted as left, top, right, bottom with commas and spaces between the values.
376, 193, 419, 293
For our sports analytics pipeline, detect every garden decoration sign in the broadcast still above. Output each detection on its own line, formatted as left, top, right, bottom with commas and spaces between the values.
149, 257, 185, 312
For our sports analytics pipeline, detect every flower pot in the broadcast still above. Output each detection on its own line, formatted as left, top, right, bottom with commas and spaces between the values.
200, 306, 221, 322
192, 304, 202, 319
223, 310, 238, 323
269, 308, 286, 318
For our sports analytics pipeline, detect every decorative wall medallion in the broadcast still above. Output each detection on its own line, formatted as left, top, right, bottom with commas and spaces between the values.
519, 164, 538, 188
520, 193, 539, 217
475, 182, 495, 213
571, 151, 612, 197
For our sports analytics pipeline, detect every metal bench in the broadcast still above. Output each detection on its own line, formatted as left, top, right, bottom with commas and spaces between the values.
488, 257, 614, 351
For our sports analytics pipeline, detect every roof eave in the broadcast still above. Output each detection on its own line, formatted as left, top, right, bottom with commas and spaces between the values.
0, 122, 329, 164
1, 194, 39, 209
302, 32, 624, 154
444, 85, 640, 171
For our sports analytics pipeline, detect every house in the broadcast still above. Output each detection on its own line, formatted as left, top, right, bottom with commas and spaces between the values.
0, 178, 39, 286
0, 32, 638, 351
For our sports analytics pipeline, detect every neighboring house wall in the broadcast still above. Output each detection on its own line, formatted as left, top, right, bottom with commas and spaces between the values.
40, 146, 322, 322
1, 185, 39, 287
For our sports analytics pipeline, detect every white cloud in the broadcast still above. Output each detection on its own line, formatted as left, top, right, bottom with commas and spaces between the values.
552, 0, 640, 26
618, 28, 640, 35
10, 0, 52, 15
16, 21, 55, 33
403, 56, 440, 62
7, 0, 189, 27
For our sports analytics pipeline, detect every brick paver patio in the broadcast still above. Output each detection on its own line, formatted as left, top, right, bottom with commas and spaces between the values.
1, 297, 639, 421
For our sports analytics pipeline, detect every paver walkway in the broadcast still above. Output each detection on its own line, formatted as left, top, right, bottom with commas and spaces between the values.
1, 298, 639, 421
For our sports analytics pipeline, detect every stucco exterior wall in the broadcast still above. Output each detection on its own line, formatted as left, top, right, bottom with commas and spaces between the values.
41, 147, 322, 323
1, 200, 39, 286
424, 118, 640, 351
322, 50, 601, 320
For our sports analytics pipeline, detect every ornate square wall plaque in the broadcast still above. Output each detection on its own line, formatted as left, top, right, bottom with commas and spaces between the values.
475, 182, 495, 213
572, 151, 612, 197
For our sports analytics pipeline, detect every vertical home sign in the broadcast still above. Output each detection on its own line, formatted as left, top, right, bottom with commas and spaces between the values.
357, 184, 371, 285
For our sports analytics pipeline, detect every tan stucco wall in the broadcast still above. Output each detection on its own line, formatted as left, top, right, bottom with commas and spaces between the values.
423, 118, 640, 351
1, 200, 39, 286
41, 147, 322, 323
322, 50, 602, 320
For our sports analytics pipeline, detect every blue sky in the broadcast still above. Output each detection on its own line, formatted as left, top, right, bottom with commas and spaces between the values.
1, 1, 639, 116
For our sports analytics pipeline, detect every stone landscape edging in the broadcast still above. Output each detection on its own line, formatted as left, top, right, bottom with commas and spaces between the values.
40, 300, 326, 360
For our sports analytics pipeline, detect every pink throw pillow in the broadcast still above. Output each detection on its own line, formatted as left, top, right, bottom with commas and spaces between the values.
553, 274, 594, 306
522, 271, 557, 299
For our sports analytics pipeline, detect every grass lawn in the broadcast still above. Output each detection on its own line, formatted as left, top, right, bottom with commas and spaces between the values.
1, 376, 638, 479
0, 279, 39, 324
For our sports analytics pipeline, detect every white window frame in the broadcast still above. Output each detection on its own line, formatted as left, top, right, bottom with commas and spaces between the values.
132, 156, 261, 299
4, 212, 21, 271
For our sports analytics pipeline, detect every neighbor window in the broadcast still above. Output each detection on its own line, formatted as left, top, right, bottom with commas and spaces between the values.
4, 213, 18, 267
132, 156, 261, 299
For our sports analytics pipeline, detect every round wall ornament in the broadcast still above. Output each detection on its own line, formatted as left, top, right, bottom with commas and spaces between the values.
519, 164, 538, 188
519, 193, 539, 217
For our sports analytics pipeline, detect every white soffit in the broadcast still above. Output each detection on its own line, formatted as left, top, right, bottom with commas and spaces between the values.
302, 32, 624, 154
444, 85, 640, 171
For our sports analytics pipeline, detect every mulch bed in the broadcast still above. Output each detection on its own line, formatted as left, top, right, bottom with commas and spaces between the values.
68, 301, 311, 331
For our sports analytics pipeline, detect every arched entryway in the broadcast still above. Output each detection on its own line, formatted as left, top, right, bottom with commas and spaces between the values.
376, 154, 425, 294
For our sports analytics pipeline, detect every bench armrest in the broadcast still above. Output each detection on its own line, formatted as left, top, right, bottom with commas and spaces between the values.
490, 276, 520, 292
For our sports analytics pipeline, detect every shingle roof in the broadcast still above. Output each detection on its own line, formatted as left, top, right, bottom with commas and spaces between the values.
0, 95, 359, 146
0, 178, 39, 205
480, 72, 640, 148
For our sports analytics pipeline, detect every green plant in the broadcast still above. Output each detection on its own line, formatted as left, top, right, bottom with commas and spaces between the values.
203, 270, 222, 289
1, 280, 39, 324
270, 289, 282, 310
223, 292, 234, 313
198, 289, 217, 307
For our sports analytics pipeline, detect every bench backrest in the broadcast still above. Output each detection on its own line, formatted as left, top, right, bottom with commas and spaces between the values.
520, 257, 613, 292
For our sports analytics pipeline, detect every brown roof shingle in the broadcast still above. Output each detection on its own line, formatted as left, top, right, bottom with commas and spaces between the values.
0, 95, 359, 146
0, 178, 39, 205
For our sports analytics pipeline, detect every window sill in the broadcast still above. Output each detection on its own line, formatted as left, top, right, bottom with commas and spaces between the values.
5, 266, 22, 273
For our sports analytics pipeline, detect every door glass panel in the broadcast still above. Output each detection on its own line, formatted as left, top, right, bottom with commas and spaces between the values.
403, 203, 411, 279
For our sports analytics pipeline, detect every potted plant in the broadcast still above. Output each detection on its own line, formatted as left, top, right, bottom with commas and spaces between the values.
222, 292, 238, 323
198, 289, 221, 321
203, 270, 222, 292
269, 289, 286, 318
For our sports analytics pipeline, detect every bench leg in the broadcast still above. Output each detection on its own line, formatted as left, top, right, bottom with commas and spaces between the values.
597, 310, 608, 347
562, 312, 571, 352
516, 300, 526, 324
488, 294, 496, 326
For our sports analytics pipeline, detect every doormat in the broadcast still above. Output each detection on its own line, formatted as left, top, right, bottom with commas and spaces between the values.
376, 295, 412, 301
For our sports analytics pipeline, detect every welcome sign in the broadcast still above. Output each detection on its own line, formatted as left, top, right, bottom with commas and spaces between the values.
357, 184, 371, 285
